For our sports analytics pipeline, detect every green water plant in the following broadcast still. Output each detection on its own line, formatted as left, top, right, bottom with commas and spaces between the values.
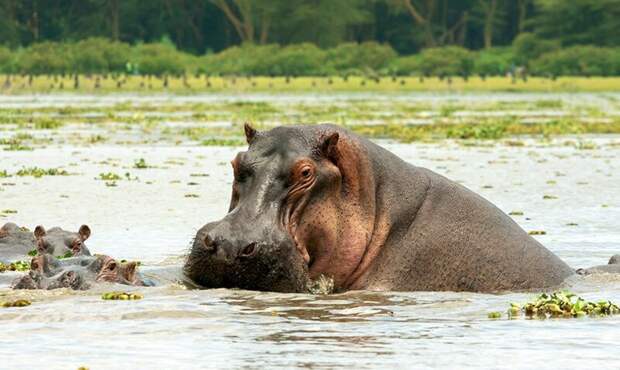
101, 292, 143, 300
307, 274, 335, 295
0, 260, 30, 272
16, 167, 69, 177
489, 291, 620, 319
97, 172, 121, 181
2, 299, 31, 308
133, 158, 149, 169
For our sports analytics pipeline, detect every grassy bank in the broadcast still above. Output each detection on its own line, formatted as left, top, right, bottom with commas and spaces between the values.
1, 75, 620, 93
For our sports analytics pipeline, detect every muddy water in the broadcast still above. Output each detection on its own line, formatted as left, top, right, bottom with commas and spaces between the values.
1, 94, 620, 369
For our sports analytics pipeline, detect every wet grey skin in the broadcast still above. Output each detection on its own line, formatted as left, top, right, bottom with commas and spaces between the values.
577, 254, 620, 275
0, 223, 36, 262
12, 254, 148, 290
185, 124, 620, 294
34, 224, 92, 257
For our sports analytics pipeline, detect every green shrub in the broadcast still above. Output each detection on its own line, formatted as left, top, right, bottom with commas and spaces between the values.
389, 55, 421, 76
201, 44, 280, 75
531, 46, 620, 76
267, 43, 326, 76
16, 42, 72, 74
132, 42, 187, 75
474, 47, 515, 76
71, 38, 131, 73
417, 46, 474, 77
325, 42, 397, 74
513, 33, 560, 66
0, 46, 13, 73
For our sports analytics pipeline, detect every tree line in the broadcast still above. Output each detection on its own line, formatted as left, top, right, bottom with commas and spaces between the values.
0, 0, 619, 77
1, 0, 618, 54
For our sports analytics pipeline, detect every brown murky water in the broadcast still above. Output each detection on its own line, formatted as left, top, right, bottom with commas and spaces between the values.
1, 93, 620, 369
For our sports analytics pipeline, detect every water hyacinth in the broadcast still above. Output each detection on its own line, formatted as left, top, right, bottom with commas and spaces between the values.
1, 299, 31, 308
101, 292, 143, 300
489, 291, 620, 319
0, 260, 30, 273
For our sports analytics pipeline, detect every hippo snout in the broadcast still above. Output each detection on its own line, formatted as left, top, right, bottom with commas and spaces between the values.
185, 221, 310, 293
202, 232, 260, 263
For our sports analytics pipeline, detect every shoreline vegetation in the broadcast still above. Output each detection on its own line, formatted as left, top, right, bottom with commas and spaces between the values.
1, 75, 620, 94
1, 92, 619, 147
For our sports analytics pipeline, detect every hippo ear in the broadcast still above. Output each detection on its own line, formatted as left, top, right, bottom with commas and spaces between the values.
78, 225, 91, 241
244, 122, 258, 145
34, 225, 46, 240
123, 261, 138, 281
317, 132, 340, 160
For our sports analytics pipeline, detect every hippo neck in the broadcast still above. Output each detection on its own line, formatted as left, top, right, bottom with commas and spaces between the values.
343, 135, 430, 289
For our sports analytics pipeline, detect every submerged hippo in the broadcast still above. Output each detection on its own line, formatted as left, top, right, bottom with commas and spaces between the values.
0, 223, 35, 262
34, 224, 92, 257
185, 124, 578, 293
577, 254, 620, 275
0, 222, 91, 262
12, 254, 146, 290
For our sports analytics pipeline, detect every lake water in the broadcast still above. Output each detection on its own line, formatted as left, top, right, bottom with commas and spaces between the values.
1, 93, 620, 369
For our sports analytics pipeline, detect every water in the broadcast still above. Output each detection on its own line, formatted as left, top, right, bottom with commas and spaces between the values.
1, 93, 620, 369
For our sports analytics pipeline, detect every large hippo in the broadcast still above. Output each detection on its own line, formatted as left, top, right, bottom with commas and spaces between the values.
185, 124, 576, 293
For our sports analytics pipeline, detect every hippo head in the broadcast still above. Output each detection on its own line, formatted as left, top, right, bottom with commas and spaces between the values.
14, 254, 146, 290
34, 225, 92, 257
185, 124, 375, 293
96, 257, 145, 286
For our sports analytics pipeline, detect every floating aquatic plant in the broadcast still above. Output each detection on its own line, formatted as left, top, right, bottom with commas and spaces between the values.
307, 274, 335, 295
0, 260, 30, 273
16, 167, 69, 177
489, 291, 620, 319
1, 299, 31, 308
101, 292, 143, 300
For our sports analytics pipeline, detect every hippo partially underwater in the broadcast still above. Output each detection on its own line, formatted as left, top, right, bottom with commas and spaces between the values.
0, 223, 147, 290
185, 124, 619, 293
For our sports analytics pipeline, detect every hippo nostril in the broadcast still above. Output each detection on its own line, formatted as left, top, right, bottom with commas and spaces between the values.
239, 243, 258, 258
203, 235, 217, 253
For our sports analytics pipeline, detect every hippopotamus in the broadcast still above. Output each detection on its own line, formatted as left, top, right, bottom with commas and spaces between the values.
577, 255, 620, 275
185, 124, 579, 293
34, 224, 92, 257
0, 223, 36, 262
0, 222, 91, 262
12, 254, 147, 290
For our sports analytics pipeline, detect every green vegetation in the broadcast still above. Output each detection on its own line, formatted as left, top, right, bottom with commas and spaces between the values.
101, 292, 143, 300
0, 260, 30, 272
133, 158, 150, 169
489, 291, 620, 319
307, 275, 335, 295
15, 167, 69, 177
1, 299, 31, 308
1, 40, 619, 78
98, 172, 122, 181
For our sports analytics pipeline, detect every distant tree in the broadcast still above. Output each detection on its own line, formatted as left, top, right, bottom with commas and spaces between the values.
533, 0, 620, 46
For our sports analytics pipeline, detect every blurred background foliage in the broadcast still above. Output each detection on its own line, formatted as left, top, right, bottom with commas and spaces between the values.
0, 0, 618, 76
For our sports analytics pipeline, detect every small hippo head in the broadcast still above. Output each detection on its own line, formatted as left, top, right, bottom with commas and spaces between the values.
34, 225, 92, 257
185, 124, 370, 292
609, 255, 620, 265
96, 257, 145, 286
12, 268, 89, 290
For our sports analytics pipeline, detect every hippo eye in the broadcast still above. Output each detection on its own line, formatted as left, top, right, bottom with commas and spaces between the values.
107, 262, 117, 271
301, 168, 311, 178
